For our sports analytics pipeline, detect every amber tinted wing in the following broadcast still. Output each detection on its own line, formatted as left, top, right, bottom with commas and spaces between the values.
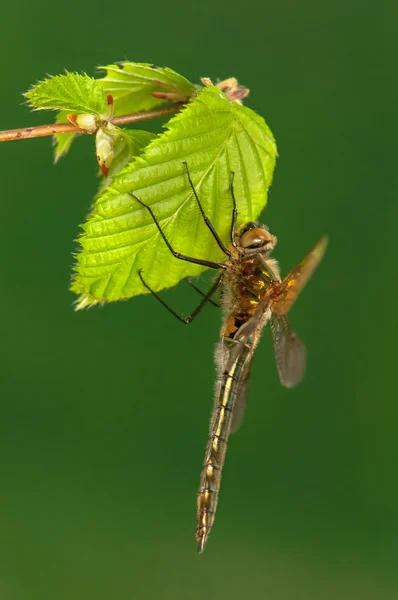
271, 236, 328, 316
270, 314, 306, 388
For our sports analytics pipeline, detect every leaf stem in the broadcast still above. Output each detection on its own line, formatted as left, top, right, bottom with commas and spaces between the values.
0, 102, 185, 143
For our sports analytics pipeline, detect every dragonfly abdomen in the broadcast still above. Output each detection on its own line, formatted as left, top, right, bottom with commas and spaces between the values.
196, 339, 253, 552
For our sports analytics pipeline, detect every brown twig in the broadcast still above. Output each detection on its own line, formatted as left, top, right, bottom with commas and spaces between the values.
0, 102, 184, 143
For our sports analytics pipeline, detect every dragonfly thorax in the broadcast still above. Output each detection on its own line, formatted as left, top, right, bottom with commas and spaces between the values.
223, 254, 279, 339
225, 223, 280, 324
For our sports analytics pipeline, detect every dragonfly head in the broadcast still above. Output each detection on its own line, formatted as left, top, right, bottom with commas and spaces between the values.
237, 222, 277, 254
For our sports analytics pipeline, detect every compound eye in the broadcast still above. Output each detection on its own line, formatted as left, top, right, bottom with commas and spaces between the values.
240, 227, 273, 248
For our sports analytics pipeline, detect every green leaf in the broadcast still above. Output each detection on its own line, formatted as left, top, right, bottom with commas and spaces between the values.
53, 110, 79, 162
25, 72, 108, 114
71, 86, 277, 306
98, 62, 195, 116
107, 129, 156, 177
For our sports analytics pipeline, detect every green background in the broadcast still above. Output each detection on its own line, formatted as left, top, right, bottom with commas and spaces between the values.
1, 1, 397, 598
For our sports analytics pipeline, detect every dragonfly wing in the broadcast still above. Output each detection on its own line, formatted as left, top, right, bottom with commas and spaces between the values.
271, 236, 327, 316
230, 362, 252, 433
270, 314, 306, 388
228, 302, 272, 431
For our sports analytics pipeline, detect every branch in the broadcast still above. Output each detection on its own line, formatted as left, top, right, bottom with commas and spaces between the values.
0, 102, 184, 143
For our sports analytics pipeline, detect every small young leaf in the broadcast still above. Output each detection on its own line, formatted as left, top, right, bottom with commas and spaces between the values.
96, 128, 116, 177
53, 110, 79, 162
25, 72, 108, 114
97, 129, 156, 195
71, 86, 277, 305
98, 62, 195, 115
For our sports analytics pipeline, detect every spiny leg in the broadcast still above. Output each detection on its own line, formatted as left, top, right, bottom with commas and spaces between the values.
229, 171, 239, 250
182, 162, 232, 258
130, 192, 227, 271
186, 279, 220, 308
139, 270, 222, 324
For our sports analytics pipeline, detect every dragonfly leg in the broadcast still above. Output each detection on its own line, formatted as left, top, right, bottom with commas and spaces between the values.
129, 192, 227, 271
139, 270, 222, 324
186, 279, 220, 308
229, 171, 239, 250
182, 162, 232, 258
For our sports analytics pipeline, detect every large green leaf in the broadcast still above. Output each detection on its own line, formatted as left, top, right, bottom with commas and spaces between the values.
71, 86, 277, 307
98, 62, 195, 116
25, 72, 108, 114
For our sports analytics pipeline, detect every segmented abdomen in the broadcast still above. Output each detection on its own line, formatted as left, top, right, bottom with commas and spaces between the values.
196, 337, 253, 552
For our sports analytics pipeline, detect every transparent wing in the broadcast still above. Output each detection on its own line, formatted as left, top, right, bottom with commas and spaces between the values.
270, 314, 306, 388
216, 313, 262, 435
227, 306, 272, 432
230, 364, 252, 433
271, 236, 328, 316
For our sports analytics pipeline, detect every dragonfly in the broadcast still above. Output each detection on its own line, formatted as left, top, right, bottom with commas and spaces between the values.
130, 163, 327, 553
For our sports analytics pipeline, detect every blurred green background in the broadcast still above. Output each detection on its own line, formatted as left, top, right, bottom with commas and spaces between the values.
1, 1, 397, 598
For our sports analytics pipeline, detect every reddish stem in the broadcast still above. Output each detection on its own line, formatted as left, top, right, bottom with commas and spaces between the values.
0, 102, 184, 143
